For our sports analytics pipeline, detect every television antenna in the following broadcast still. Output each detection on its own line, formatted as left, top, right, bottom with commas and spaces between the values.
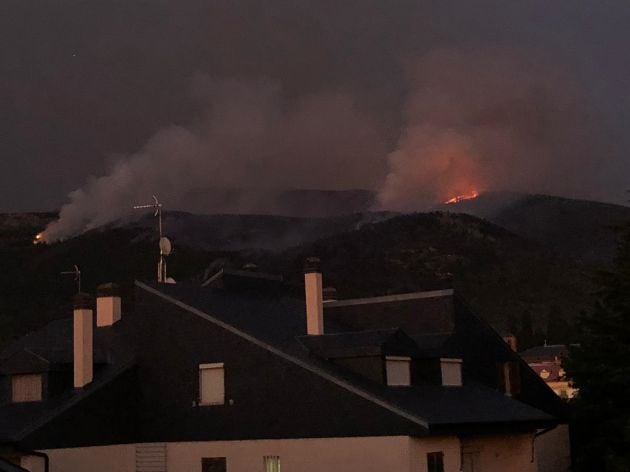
60, 265, 81, 293
133, 195, 173, 283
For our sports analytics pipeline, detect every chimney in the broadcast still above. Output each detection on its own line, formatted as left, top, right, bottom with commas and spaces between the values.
73, 292, 94, 388
503, 334, 518, 352
96, 283, 121, 327
304, 257, 324, 335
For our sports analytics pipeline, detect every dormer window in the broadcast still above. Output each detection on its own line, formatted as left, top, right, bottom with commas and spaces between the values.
385, 356, 411, 386
12, 374, 43, 402
440, 358, 463, 386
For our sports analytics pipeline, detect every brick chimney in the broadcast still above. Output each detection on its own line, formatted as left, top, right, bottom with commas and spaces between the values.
73, 292, 94, 388
96, 283, 121, 327
304, 257, 324, 335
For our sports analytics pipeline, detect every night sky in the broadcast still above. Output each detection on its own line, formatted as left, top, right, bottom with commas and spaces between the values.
2, 0, 630, 213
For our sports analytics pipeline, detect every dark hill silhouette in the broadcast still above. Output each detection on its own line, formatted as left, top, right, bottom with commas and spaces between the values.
5, 191, 628, 350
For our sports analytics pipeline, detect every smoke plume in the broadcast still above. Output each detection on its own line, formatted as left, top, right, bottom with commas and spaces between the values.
42, 47, 615, 242
377, 48, 608, 210
42, 79, 386, 242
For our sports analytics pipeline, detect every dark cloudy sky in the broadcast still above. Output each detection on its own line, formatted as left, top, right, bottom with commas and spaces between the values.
2, 0, 630, 213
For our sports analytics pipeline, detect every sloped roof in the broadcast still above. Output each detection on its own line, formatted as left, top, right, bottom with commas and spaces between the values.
0, 278, 559, 445
297, 328, 418, 358
138, 281, 555, 432
0, 319, 117, 368
519, 344, 570, 362
0, 458, 29, 472
0, 318, 134, 443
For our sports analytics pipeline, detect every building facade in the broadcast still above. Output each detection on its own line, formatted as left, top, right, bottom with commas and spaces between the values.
0, 265, 571, 472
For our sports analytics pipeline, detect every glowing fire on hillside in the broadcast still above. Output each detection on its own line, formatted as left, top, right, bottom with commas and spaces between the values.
33, 233, 44, 245
444, 190, 480, 205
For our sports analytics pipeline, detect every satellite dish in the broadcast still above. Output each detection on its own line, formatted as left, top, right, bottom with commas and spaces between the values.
159, 237, 172, 256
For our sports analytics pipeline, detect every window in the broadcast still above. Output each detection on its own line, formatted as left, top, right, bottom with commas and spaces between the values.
263, 456, 280, 472
440, 358, 463, 386
11, 374, 42, 402
202, 457, 226, 472
385, 356, 411, 386
427, 452, 444, 472
199, 363, 225, 405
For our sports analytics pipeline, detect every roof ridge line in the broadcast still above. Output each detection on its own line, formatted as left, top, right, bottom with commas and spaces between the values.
135, 281, 429, 430
324, 289, 454, 308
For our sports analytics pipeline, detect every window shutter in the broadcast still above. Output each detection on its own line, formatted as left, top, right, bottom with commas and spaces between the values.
386, 357, 411, 386
263, 456, 281, 472
199, 364, 225, 405
440, 359, 463, 386
11, 374, 42, 402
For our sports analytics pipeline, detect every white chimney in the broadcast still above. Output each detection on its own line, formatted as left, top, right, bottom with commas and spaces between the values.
304, 257, 324, 335
96, 283, 121, 327
73, 293, 93, 388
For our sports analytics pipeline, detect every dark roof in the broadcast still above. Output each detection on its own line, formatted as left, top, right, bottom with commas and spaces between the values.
0, 318, 134, 443
323, 290, 456, 337
0, 319, 121, 368
0, 458, 29, 472
0, 279, 561, 445
519, 345, 570, 362
0, 360, 134, 443
297, 329, 418, 358
138, 281, 556, 432
202, 268, 284, 291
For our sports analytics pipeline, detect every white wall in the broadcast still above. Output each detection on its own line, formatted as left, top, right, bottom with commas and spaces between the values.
535, 424, 571, 472
167, 436, 409, 472
20, 455, 46, 472
460, 433, 537, 472
45, 444, 135, 472
410, 433, 536, 472
43, 433, 546, 472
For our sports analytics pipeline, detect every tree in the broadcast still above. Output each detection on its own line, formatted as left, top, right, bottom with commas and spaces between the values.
566, 226, 630, 471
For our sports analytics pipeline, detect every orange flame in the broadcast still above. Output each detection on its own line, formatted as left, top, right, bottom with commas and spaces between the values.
444, 190, 479, 205
33, 233, 44, 245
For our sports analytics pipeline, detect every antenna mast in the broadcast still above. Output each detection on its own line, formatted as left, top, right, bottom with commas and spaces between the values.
60, 265, 81, 293
134, 195, 172, 283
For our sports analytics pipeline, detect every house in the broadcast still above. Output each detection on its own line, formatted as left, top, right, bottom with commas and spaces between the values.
0, 260, 571, 472
520, 344, 578, 400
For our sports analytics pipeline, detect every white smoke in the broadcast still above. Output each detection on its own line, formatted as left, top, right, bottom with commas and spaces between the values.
42, 79, 386, 242
377, 48, 608, 211
43, 49, 614, 242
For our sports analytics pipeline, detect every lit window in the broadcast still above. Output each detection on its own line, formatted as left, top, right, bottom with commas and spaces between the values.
427, 452, 444, 472
202, 457, 226, 472
440, 358, 463, 386
385, 356, 411, 386
11, 374, 42, 402
263, 456, 280, 472
199, 363, 225, 405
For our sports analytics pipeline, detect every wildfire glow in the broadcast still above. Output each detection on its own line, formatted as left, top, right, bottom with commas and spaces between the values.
33, 233, 44, 245
444, 190, 479, 205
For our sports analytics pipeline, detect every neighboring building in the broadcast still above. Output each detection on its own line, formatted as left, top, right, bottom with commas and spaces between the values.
0, 262, 571, 472
520, 345, 578, 400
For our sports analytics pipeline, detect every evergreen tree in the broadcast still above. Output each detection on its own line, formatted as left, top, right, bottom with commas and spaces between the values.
566, 226, 630, 471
